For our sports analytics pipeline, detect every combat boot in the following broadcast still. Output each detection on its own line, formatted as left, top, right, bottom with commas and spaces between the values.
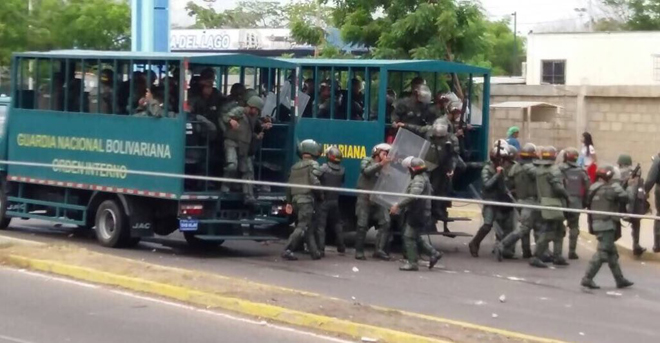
529, 257, 548, 268
281, 250, 298, 261
399, 261, 419, 271
374, 250, 391, 261
429, 251, 443, 269
337, 246, 346, 255
469, 224, 491, 258
311, 252, 322, 260
553, 257, 570, 266
633, 246, 646, 257
494, 244, 504, 262
355, 231, 367, 260
580, 278, 600, 289
522, 249, 533, 259
610, 262, 633, 288
569, 238, 579, 259
568, 252, 579, 260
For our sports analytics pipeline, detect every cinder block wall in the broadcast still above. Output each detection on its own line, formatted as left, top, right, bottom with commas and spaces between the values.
489, 85, 660, 177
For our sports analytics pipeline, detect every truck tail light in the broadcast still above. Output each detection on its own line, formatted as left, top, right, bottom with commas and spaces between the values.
180, 204, 203, 216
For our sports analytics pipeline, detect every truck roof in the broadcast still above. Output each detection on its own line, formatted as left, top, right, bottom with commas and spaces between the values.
13, 50, 298, 69
278, 58, 490, 75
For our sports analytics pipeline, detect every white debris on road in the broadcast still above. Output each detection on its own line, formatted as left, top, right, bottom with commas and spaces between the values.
499, 295, 506, 303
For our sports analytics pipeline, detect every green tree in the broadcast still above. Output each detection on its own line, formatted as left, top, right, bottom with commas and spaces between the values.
601, 0, 660, 30
0, 0, 130, 64
30, 0, 130, 51
287, 0, 333, 46
0, 0, 28, 65
186, 1, 285, 28
484, 19, 525, 76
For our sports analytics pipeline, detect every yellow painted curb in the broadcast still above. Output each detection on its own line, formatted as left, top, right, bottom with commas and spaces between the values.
448, 207, 481, 219
6, 255, 452, 343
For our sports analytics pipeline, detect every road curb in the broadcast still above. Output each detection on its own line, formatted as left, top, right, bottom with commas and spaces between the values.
5, 254, 454, 343
448, 207, 481, 220
579, 230, 660, 264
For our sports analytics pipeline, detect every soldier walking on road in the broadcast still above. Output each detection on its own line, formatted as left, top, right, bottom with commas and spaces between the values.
355, 144, 392, 261
496, 143, 539, 260
559, 148, 591, 260
581, 165, 634, 289
282, 140, 324, 261
469, 143, 515, 258
529, 146, 571, 268
390, 157, 443, 271
643, 153, 660, 253
316, 147, 346, 256
619, 154, 649, 256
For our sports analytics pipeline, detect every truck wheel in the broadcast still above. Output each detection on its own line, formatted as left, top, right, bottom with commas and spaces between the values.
183, 232, 224, 249
94, 200, 129, 248
0, 180, 11, 230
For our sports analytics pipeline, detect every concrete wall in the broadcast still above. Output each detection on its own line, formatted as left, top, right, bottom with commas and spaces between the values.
490, 84, 660, 175
526, 32, 660, 86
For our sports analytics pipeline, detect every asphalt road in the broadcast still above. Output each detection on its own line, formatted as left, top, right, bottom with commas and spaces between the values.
3, 218, 660, 343
0, 267, 348, 343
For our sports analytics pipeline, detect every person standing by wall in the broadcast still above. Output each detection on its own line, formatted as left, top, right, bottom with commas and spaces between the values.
580, 132, 598, 183
506, 126, 521, 151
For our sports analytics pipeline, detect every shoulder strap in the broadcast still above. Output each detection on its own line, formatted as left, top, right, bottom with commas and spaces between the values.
587, 183, 606, 208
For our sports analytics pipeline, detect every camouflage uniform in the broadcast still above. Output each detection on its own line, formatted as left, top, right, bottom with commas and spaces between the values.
317, 160, 346, 254
405, 119, 460, 223
581, 170, 634, 289
221, 96, 263, 200
391, 96, 428, 126
355, 158, 391, 260
469, 160, 516, 258
397, 164, 442, 271
283, 155, 323, 260
498, 157, 538, 259
529, 154, 570, 268
559, 161, 590, 259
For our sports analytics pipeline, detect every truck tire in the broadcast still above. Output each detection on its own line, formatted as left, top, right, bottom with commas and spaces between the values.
183, 232, 224, 249
0, 180, 11, 230
94, 200, 130, 248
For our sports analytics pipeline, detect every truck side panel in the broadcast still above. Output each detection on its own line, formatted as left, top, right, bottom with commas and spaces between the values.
7, 109, 186, 197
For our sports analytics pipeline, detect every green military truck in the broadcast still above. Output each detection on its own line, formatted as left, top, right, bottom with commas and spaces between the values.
0, 51, 298, 248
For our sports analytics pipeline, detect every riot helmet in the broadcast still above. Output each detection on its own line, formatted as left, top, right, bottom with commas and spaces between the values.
520, 143, 538, 159
299, 139, 321, 158
617, 154, 633, 167
326, 146, 342, 163
596, 165, 616, 182
564, 147, 579, 163
372, 143, 392, 157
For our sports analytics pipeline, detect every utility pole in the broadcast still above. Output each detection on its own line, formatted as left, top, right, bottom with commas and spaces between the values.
512, 12, 517, 76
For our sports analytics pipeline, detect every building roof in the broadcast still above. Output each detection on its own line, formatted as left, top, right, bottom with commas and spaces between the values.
278, 58, 490, 75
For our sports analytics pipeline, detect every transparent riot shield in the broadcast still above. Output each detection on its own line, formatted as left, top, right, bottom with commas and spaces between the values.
371, 128, 430, 208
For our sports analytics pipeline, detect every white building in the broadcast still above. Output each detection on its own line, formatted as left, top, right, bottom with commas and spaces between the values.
525, 31, 660, 86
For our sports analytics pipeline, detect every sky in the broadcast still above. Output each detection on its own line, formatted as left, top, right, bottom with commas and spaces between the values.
170, 0, 602, 35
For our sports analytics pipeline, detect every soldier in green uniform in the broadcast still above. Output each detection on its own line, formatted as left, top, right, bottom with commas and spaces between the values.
316, 147, 346, 256
618, 154, 648, 256
529, 146, 571, 268
644, 154, 660, 253
581, 165, 634, 289
391, 84, 433, 126
559, 148, 591, 260
397, 119, 460, 224
221, 96, 264, 201
496, 143, 539, 260
355, 143, 392, 260
390, 157, 443, 271
469, 144, 515, 258
282, 139, 323, 261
